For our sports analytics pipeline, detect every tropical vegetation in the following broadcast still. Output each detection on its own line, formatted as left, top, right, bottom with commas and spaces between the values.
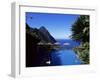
71, 15, 90, 64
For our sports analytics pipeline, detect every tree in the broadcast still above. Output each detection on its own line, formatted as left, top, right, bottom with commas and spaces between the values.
71, 15, 89, 42
71, 15, 90, 64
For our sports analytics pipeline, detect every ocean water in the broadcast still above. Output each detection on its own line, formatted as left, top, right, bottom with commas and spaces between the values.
50, 39, 81, 66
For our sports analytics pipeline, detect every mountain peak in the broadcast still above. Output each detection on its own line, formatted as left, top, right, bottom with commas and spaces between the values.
39, 26, 56, 43
39, 26, 47, 30
26, 23, 56, 43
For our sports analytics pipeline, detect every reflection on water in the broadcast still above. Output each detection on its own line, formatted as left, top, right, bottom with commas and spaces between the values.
50, 39, 81, 66
51, 49, 81, 65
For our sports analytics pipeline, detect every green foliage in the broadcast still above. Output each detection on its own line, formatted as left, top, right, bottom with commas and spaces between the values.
75, 42, 89, 64
26, 23, 30, 32
71, 15, 90, 64
71, 15, 89, 42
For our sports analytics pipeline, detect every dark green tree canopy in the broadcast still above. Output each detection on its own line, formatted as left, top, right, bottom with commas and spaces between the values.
71, 15, 89, 42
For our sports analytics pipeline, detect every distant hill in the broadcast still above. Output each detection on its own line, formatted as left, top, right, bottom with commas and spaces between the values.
26, 23, 56, 43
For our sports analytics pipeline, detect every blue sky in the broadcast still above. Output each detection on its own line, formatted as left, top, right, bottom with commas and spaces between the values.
26, 12, 79, 39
